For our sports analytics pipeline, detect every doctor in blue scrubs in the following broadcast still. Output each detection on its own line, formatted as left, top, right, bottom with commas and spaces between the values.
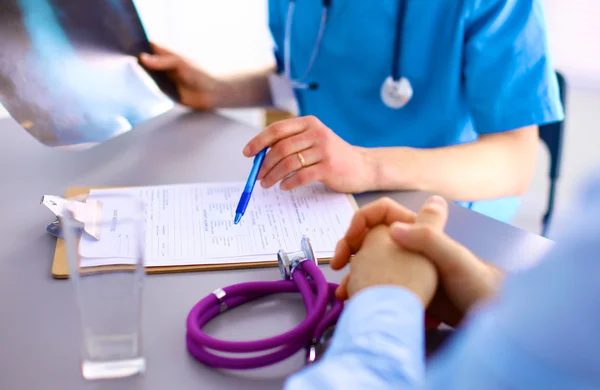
141, 0, 564, 223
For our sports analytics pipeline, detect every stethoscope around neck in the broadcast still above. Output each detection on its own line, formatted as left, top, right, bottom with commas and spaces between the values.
284, 0, 413, 109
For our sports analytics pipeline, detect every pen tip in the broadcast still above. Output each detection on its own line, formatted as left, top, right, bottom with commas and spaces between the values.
234, 213, 242, 224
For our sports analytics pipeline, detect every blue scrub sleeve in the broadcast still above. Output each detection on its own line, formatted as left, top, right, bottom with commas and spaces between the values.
463, 0, 565, 134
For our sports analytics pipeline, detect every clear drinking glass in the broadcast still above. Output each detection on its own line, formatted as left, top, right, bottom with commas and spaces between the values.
60, 192, 146, 380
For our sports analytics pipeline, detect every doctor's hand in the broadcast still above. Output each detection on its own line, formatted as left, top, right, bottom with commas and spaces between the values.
243, 116, 378, 193
389, 216, 504, 325
139, 43, 223, 110
331, 196, 447, 306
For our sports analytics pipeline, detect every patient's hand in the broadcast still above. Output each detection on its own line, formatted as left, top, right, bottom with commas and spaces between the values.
343, 224, 439, 307
333, 196, 448, 307
331, 197, 503, 326
389, 216, 503, 325
332, 194, 503, 326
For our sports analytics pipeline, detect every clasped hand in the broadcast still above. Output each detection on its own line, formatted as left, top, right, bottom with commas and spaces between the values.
331, 196, 503, 326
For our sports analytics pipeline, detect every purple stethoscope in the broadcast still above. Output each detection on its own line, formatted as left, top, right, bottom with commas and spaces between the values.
185, 237, 344, 369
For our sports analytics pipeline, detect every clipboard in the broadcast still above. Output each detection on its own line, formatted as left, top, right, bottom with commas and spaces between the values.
50, 186, 359, 279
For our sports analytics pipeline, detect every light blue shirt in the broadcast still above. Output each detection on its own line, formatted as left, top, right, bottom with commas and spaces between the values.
285, 174, 600, 390
268, 0, 565, 222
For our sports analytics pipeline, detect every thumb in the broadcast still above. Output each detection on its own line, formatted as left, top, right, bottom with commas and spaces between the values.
149, 42, 175, 56
414, 195, 448, 230
388, 222, 477, 276
139, 52, 180, 71
335, 273, 350, 301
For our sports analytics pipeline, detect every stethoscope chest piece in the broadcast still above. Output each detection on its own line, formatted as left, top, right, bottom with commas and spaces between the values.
381, 76, 413, 109
278, 236, 318, 280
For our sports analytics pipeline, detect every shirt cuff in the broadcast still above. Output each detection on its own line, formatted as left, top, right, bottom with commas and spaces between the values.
284, 286, 427, 390
326, 286, 426, 378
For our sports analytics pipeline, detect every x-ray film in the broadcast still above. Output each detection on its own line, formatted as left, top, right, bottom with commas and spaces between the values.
0, 0, 179, 148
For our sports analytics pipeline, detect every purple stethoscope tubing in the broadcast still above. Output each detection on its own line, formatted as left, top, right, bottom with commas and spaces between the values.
185, 241, 343, 370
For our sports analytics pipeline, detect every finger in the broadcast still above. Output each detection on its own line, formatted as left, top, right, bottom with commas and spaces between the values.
389, 223, 477, 276
139, 52, 180, 70
345, 198, 417, 241
257, 131, 317, 181
278, 164, 323, 191
331, 236, 359, 271
330, 198, 417, 270
335, 273, 350, 300
243, 116, 317, 157
332, 238, 353, 271
149, 42, 175, 56
414, 195, 448, 231
260, 147, 320, 189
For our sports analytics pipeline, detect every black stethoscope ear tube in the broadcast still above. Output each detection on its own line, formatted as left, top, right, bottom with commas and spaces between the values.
391, 0, 407, 82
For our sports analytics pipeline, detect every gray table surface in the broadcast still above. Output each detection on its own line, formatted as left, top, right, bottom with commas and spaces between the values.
0, 108, 553, 390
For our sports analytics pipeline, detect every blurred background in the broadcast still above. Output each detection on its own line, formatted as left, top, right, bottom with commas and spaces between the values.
1, 0, 597, 236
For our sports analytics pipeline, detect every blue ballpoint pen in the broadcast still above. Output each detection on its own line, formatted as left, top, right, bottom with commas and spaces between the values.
234, 148, 268, 224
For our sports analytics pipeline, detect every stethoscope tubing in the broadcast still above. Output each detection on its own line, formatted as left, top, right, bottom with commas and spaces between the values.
186, 260, 343, 369
284, 1, 328, 88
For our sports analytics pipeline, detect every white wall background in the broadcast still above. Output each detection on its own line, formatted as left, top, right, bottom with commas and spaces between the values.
132, 0, 273, 128
542, 0, 600, 90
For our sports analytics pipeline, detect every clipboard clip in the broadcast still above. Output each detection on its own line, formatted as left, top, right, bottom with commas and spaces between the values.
40, 195, 102, 240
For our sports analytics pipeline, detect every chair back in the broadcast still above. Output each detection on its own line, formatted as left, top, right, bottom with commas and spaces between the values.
539, 71, 568, 236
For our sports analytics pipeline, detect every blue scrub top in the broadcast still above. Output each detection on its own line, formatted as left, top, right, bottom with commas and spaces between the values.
268, 0, 565, 223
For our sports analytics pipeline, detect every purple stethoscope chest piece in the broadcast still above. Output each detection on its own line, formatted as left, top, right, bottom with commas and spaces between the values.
185, 236, 344, 369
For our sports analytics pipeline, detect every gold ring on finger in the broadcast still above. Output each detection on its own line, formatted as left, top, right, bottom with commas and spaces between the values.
297, 152, 306, 168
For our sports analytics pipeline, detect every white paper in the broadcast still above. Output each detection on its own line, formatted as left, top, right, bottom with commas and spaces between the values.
78, 195, 140, 259
79, 182, 355, 267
